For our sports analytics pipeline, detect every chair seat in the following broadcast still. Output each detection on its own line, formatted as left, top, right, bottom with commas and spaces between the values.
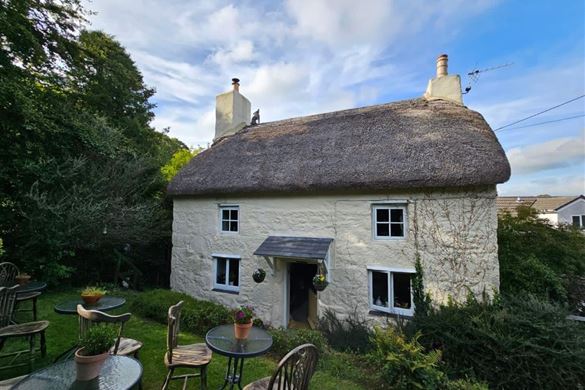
16, 292, 40, 302
243, 377, 271, 390
164, 343, 212, 368
0, 321, 49, 337
111, 337, 143, 356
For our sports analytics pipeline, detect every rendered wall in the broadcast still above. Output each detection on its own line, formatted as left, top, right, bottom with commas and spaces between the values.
170, 187, 499, 327
557, 198, 585, 226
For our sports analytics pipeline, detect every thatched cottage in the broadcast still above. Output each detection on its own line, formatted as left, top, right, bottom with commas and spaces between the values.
168, 55, 511, 328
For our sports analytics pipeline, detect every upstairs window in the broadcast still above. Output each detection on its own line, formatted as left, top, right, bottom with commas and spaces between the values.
373, 205, 406, 239
213, 256, 240, 292
572, 215, 585, 229
368, 268, 414, 316
220, 205, 239, 233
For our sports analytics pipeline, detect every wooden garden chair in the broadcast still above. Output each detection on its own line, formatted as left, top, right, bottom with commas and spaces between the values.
0, 286, 48, 371
243, 344, 319, 390
0, 262, 40, 321
162, 301, 212, 390
76, 304, 143, 358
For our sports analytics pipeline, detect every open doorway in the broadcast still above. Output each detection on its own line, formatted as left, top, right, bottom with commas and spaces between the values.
288, 262, 318, 329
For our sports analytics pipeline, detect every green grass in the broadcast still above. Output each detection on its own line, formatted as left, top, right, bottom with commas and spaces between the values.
0, 289, 371, 389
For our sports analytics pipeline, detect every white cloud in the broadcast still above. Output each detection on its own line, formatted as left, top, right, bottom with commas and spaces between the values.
498, 175, 585, 196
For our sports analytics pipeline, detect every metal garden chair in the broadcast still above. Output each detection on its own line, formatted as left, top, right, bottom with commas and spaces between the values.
0, 286, 48, 371
243, 344, 319, 390
162, 301, 212, 390
0, 262, 40, 321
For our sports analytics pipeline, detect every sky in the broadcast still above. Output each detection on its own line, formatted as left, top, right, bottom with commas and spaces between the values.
86, 0, 585, 196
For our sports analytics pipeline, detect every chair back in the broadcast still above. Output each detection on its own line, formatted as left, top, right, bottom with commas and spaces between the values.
0, 286, 18, 327
267, 344, 319, 390
0, 263, 19, 288
76, 304, 131, 354
166, 301, 183, 364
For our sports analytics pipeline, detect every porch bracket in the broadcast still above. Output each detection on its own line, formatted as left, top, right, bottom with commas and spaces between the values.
263, 256, 276, 275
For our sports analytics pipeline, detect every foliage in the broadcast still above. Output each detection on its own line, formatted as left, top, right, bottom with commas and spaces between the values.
161, 147, 202, 181
412, 255, 432, 317
0, 239, 4, 257
498, 211, 585, 304
233, 305, 255, 324
318, 309, 373, 354
78, 325, 117, 356
410, 294, 585, 389
269, 328, 328, 357
368, 327, 446, 390
129, 289, 231, 335
81, 286, 107, 296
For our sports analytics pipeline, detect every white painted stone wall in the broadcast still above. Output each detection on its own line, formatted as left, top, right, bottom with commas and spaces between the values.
170, 187, 499, 327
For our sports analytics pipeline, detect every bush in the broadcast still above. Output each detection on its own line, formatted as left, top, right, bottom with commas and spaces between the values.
130, 289, 231, 335
318, 309, 373, 353
79, 325, 118, 355
269, 328, 327, 357
410, 294, 585, 389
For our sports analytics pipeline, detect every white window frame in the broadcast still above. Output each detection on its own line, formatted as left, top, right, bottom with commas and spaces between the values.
372, 204, 407, 240
367, 266, 415, 316
212, 254, 241, 292
219, 205, 239, 234
571, 215, 585, 229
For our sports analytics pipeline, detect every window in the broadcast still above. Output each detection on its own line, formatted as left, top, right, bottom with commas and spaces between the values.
373, 205, 406, 239
368, 268, 414, 315
572, 215, 585, 229
213, 256, 240, 292
220, 205, 239, 233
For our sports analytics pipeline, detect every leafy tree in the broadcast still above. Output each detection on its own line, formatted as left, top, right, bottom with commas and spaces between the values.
161, 147, 203, 181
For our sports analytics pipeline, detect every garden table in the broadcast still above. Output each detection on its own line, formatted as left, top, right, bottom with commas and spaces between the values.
54, 296, 126, 314
12, 355, 142, 389
15, 281, 47, 295
206, 324, 273, 390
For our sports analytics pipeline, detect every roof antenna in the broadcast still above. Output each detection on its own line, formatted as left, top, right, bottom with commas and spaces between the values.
463, 62, 513, 94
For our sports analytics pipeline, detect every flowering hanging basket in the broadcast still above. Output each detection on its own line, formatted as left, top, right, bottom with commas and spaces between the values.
312, 274, 328, 291
253, 268, 266, 283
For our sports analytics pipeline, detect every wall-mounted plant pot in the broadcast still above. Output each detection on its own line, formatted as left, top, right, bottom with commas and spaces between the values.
313, 282, 328, 292
253, 268, 266, 283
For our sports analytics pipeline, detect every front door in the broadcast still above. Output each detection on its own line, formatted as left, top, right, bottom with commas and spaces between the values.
288, 262, 318, 329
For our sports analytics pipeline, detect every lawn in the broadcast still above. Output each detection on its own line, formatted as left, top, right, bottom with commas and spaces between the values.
0, 289, 370, 389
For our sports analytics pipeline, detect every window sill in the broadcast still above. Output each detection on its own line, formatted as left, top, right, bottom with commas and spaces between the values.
212, 288, 239, 295
368, 309, 413, 320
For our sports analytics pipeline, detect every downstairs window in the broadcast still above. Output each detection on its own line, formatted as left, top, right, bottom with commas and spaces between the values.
368, 268, 414, 316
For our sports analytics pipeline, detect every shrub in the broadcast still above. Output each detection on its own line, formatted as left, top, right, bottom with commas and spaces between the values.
269, 328, 327, 357
318, 309, 373, 353
410, 294, 585, 389
368, 327, 446, 390
130, 289, 231, 335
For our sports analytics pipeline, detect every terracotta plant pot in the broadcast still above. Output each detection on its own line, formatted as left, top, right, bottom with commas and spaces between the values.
75, 348, 109, 381
15, 275, 31, 286
234, 321, 253, 340
81, 294, 103, 305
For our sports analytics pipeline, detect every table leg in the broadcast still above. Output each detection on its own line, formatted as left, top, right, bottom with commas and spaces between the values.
220, 356, 245, 390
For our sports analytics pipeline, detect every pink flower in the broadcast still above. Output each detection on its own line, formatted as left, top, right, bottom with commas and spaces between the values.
236, 311, 244, 319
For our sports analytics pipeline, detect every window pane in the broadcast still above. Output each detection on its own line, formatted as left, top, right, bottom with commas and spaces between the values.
390, 209, 403, 222
222, 221, 230, 231
376, 209, 389, 222
376, 223, 389, 237
222, 209, 230, 220
230, 221, 238, 231
216, 258, 227, 285
390, 223, 404, 237
393, 273, 411, 309
231, 209, 238, 220
228, 259, 239, 286
581, 215, 585, 227
372, 271, 389, 307
573, 216, 580, 227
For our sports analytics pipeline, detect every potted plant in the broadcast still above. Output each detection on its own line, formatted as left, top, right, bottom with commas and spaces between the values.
233, 305, 255, 340
75, 325, 117, 381
253, 268, 266, 283
80, 286, 107, 305
15, 273, 31, 286
312, 274, 328, 291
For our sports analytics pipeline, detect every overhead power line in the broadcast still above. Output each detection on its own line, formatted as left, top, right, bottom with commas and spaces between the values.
498, 113, 585, 131
494, 94, 585, 131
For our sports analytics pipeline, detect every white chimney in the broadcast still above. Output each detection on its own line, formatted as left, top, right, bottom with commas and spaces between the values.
423, 54, 463, 105
214, 78, 251, 141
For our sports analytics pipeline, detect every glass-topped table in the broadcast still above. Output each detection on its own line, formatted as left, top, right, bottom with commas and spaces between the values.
12, 355, 142, 389
54, 296, 126, 315
206, 325, 272, 390
15, 281, 47, 295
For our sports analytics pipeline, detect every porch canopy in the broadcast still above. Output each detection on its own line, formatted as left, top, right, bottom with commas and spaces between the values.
253, 236, 333, 260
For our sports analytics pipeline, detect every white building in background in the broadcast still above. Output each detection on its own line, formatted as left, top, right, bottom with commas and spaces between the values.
168, 55, 511, 328
497, 195, 585, 228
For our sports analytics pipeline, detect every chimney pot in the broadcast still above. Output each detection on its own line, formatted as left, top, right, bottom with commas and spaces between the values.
232, 78, 240, 92
436, 54, 448, 77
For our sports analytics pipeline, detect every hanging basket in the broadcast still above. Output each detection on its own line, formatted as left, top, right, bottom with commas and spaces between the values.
253, 268, 266, 283
312, 274, 328, 291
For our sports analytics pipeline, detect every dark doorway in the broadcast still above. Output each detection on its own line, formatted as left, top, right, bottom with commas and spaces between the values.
289, 262, 318, 328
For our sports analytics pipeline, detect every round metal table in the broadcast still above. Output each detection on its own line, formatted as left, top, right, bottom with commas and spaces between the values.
206, 325, 272, 390
12, 355, 142, 389
54, 296, 126, 314
15, 281, 47, 295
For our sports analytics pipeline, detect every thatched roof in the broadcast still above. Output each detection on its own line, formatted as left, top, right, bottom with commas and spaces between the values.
169, 98, 510, 196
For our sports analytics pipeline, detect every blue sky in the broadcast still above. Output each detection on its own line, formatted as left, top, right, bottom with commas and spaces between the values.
87, 0, 585, 196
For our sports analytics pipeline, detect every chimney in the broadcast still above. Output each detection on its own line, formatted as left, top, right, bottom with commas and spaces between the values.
423, 54, 463, 104
214, 77, 251, 141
